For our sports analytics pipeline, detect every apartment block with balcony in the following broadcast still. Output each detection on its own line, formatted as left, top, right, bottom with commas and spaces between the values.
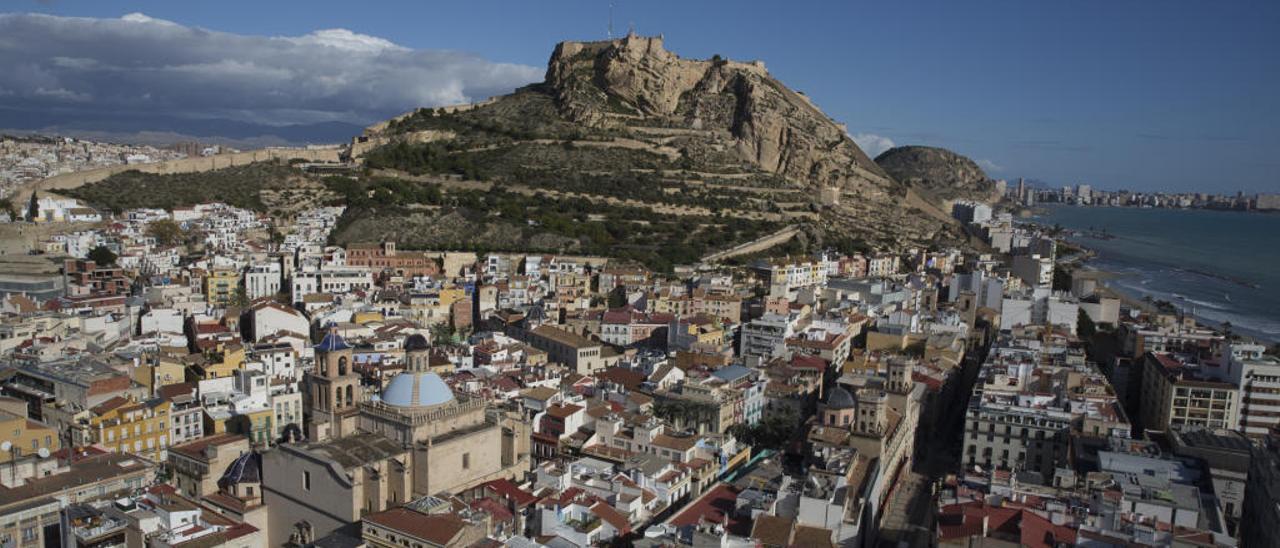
1138, 352, 1238, 435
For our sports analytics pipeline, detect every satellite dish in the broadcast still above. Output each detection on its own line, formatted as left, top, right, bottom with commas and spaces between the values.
0, 441, 10, 452
37, 448, 50, 459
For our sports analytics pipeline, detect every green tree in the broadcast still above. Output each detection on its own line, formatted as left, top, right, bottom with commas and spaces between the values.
229, 287, 250, 309
1077, 308, 1097, 340
87, 246, 117, 266
148, 219, 185, 247
26, 192, 39, 221
1052, 265, 1073, 291
607, 287, 628, 309
727, 407, 799, 453
430, 323, 456, 346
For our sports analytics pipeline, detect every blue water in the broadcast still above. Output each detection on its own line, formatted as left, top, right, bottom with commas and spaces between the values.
1033, 205, 1280, 342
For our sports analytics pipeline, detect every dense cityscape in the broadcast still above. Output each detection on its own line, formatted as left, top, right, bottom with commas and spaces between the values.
2, 4, 1279, 548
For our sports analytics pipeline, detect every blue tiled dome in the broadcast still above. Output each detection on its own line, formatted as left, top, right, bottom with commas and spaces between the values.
827, 386, 856, 410
381, 371, 454, 408
315, 331, 351, 352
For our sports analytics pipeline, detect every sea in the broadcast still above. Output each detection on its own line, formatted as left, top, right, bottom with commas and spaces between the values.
1031, 205, 1280, 343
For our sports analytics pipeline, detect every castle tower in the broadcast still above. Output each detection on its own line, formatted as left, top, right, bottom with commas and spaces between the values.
307, 327, 362, 440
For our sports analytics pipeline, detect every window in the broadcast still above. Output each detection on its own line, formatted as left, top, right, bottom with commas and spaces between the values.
462, 453, 470, 470
303, 471, 311, 491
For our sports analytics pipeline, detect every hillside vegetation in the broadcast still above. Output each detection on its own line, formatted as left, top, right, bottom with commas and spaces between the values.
63, 161, 337, 216
348, 35, 967, 265
874, 146, 997, 204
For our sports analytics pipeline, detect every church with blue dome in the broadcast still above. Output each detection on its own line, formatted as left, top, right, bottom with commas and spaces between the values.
267, 330, 532, 544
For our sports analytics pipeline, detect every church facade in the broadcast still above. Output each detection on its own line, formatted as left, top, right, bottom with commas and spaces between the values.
263, 333, 530, 546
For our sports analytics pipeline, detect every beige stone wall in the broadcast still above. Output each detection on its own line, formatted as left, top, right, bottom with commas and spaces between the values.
262, 449, 361, 546
17, 147, 342, 200
701, 225, 800, 263
417, 425, 504, 496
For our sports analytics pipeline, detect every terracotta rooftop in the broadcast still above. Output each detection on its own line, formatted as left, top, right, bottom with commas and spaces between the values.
170, 433, 247, 461
363, 507, 466, 546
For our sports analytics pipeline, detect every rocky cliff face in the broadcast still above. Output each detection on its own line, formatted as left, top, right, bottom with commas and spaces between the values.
874, 146, 996, 203
545, 34, 893, 194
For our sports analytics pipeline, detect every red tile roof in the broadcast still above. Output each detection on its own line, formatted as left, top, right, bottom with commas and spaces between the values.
669, 483, 751, 536
363, 507, 466, 546
477, 478, 538, 508
589, 501, 632, 534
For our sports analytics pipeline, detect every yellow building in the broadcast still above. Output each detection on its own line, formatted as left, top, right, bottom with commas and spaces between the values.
132, 355, 188, 394
438, 286, 466, 307
205, 268, 242, 306
0, 411, 60, 462
227, 408, 274, 447
351, 311, 385, 325
188, 343, 248, 380
89, 396, 174, 460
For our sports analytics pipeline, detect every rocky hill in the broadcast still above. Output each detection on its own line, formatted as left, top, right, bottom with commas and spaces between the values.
874, 146, 996, 204
344, 34, 968, 268
44, 35, 971, 270
542, 36, 892, 191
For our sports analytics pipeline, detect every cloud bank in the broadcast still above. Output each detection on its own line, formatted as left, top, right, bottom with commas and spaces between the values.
851, 132, 896, 158
976, 158, 1004, 173
0, 12, 543, 139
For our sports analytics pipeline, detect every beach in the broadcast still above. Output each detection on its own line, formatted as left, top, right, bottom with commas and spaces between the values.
1032, 205, 1280, 343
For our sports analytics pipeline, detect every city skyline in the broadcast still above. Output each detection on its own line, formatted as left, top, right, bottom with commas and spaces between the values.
2, 5, 1279, 546
1, 1, 1277, 193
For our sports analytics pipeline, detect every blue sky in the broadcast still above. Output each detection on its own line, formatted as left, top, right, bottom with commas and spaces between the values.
7, 0, 1280, 193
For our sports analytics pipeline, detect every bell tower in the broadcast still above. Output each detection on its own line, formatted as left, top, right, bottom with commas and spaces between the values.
307, 326, 362, 440
854, 388, 888, 436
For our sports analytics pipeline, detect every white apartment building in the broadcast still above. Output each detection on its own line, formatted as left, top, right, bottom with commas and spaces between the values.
1221, 343, 1280, 438
245, 262, 283, 300
739, 312, 799, 361
867, 254, 901, 278
1000, 288, 1079, 334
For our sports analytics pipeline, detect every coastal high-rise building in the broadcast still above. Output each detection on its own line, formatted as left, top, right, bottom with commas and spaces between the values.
1077, 184, 1092, 204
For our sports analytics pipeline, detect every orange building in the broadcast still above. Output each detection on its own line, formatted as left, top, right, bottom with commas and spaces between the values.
347, 242, 439, 278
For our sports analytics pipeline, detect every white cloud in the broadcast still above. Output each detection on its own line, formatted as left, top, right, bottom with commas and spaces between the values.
851, 132, 896, 157
0, 12, 542, 127
976, 158, 1004, 173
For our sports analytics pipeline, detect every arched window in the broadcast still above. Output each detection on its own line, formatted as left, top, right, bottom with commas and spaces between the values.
345, 385, 354, 406
338, 356, 348, 376
293, 521, 314, 545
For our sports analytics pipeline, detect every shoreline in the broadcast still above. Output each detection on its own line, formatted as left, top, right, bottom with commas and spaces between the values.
1026, 218, 1278, 345
1026, 203, 1279, 217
